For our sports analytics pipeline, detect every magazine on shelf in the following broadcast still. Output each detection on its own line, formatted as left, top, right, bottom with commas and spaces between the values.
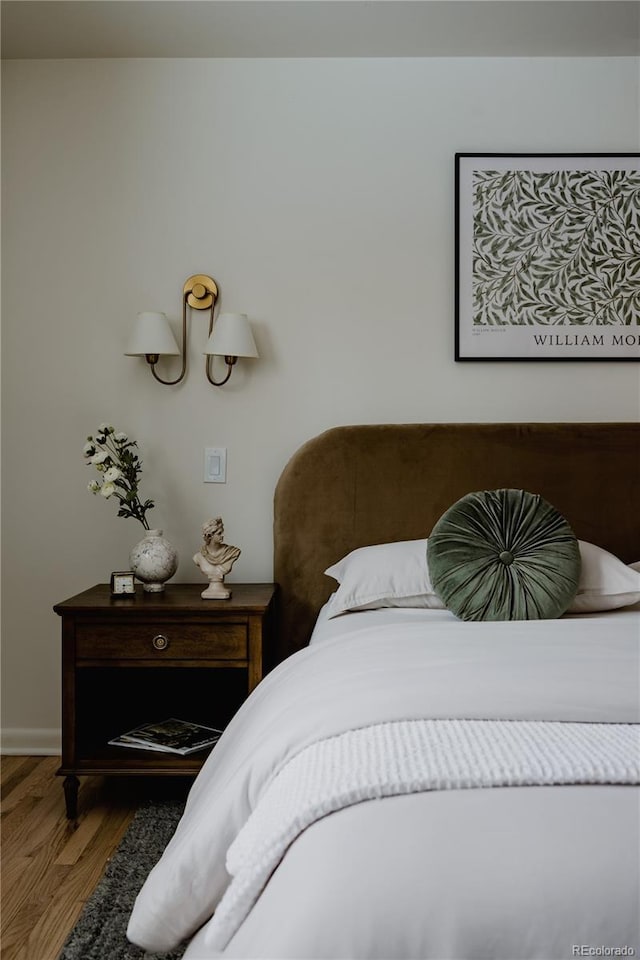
108, 718, 223, 755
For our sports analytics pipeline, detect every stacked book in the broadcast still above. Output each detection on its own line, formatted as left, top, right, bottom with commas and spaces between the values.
109, 718, 223, 755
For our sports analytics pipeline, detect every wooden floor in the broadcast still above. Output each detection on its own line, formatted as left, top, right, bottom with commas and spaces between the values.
1, 756, 191, 960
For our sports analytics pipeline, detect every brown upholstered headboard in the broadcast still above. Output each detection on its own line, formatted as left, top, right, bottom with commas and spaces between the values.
273, 422, 639, 664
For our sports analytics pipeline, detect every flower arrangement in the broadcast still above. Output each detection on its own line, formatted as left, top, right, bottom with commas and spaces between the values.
84, 424, 155, 530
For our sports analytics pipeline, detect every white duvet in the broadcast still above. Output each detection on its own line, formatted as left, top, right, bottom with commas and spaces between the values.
128, 605, 640, 959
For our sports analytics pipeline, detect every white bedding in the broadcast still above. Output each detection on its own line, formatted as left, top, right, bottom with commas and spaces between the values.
127, 605, 640, 959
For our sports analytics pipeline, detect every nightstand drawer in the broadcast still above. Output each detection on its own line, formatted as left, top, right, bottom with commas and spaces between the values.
76, 620, 247, 660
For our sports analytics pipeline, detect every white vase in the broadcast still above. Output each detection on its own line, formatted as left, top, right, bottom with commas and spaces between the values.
130, 529, 178, 593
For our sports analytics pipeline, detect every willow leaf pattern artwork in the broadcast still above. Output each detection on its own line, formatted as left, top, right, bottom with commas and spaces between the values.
472, 169, 640, 327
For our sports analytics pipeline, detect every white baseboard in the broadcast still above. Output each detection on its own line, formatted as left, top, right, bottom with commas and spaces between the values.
1, 728, 61, 755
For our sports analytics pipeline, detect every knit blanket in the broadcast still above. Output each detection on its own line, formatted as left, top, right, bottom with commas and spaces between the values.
203, 717, 639, 951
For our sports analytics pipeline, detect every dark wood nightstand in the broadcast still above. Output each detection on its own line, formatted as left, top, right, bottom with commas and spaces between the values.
53, 583, 277, 818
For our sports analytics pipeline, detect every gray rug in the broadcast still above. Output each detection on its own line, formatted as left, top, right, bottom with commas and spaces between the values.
59, 800, 187, 960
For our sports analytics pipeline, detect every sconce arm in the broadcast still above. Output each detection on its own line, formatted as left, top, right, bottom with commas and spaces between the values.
206, 355, 237, 386
148, 297, 188, 385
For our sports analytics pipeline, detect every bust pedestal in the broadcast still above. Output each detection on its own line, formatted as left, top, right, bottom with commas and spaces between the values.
201, 579, 231, 600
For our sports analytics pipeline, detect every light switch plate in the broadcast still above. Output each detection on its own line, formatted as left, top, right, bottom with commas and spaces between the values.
204, 447, 227, 483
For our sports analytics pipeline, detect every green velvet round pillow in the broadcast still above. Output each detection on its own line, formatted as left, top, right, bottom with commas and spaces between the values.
427, 489, 581, 621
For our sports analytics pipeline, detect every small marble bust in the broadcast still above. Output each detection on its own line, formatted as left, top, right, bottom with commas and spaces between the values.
193, 517, 241, 599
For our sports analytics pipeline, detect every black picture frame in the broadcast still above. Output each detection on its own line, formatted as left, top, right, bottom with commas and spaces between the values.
455, 152, 640, 361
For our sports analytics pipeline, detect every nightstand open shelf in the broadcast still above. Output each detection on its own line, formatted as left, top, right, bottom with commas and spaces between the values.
54, 582, 277, 818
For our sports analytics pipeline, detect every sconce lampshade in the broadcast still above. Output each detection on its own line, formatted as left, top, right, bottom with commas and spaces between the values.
204, 313, 259, 358
124, 312, 181, 357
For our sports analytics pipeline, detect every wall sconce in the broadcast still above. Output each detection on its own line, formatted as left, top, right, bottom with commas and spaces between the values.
124, 274, 258, 386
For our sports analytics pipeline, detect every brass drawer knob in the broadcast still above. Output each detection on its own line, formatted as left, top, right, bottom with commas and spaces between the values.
152, 634, 169, 651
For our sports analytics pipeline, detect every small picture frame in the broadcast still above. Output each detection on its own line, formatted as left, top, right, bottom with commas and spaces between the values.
110, 571, 136, 596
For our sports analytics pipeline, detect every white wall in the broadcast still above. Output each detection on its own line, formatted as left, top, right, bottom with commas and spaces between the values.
2, 57, 639, 748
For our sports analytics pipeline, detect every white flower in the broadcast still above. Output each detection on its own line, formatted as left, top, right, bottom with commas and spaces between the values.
83, 422, 154, 530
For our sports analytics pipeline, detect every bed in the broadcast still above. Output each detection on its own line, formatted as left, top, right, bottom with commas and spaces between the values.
128, 422, 640, 960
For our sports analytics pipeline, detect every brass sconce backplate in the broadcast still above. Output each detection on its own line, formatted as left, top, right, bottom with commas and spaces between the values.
183, 274, 219, 310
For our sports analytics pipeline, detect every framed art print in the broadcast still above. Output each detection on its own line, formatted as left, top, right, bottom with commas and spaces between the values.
455, 153, 640, 361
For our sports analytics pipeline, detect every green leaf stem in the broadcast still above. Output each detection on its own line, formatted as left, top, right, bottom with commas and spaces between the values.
471, 168, 640, 326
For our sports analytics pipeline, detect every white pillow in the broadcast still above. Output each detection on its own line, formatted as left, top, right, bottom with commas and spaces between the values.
324, 538, 640, 619
568, 541, 640, 613
324, 539, 443, 618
